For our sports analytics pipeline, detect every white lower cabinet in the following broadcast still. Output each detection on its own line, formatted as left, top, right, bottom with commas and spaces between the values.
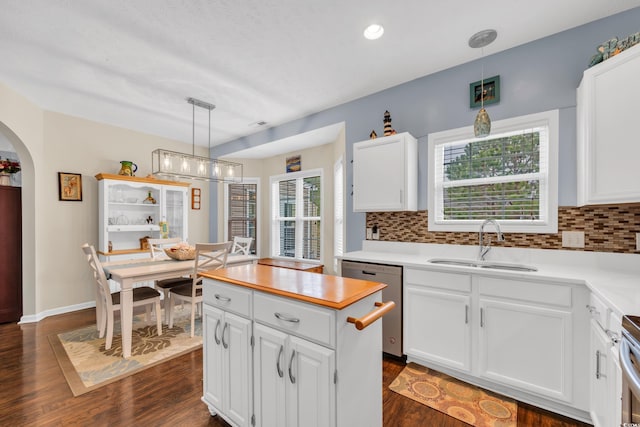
203, 305, 253, 427
478, 298, 572, 401
405, 285, 471, 372
404, 267, 590, 421
588, 297, 622, 427
253, 323, 335, 427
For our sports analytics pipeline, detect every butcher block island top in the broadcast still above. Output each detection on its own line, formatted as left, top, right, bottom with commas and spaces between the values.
199, 263, 386, 310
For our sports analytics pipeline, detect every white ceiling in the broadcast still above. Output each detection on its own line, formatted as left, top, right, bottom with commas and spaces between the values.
1, 0, 639, 156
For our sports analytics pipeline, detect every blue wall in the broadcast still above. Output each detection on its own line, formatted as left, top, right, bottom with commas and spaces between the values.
211, 8, 640, 252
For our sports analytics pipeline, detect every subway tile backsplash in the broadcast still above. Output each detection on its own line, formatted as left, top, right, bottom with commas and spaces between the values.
365, 205, 640, 254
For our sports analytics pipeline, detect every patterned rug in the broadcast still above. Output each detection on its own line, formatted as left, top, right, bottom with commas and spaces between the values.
389, 362, 517, 427
49, 308, 202, 396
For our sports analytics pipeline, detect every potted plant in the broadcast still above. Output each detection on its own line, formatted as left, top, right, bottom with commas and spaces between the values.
0, 158, 20, 186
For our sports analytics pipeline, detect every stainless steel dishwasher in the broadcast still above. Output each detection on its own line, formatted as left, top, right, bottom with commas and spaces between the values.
341, 260, 403, 357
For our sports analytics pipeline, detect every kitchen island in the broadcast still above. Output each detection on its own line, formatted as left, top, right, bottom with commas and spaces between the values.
198, 264, 391, 427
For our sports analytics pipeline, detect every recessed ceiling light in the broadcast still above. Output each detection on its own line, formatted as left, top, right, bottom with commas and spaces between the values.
364, 24, 384, 40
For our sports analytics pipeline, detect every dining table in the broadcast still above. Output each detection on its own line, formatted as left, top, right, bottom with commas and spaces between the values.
102, 253, 257, 358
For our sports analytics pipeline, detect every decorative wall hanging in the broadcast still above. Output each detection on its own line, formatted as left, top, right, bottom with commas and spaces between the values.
469, 75, 500, 108
58, 172, 83, 201
191, 188, 201, 210
286, 155, 301, 173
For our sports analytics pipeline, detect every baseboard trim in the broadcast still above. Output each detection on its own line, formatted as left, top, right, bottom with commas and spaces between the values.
19, 301, 96, 324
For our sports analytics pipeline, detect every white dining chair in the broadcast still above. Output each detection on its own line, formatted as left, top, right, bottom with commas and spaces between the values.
81, 243, 162, 350
168, 241, 232, 337
231, 236, 253, 255
147, 237, 192, 323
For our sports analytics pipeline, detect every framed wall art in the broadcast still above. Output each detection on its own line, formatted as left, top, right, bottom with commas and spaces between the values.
191, 187, 201, 210
469, 75, 500, 108
58, 172, 83, 201
286, 155, 301, 173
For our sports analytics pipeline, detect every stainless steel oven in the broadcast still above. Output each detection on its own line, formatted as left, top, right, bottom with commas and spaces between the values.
621, 315, 640, 424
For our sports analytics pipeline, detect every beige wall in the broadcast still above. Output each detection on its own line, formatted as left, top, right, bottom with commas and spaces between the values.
219, 130, 345, 274
0, 84, 211, 319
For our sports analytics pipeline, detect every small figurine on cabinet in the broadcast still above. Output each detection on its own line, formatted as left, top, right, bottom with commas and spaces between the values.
369, 130, 377, 139
383, 110, 397, 136
146, 215, 153, 224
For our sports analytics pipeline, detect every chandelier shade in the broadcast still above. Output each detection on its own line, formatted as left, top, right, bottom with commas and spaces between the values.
151, 97, 243, 183
151, 148, 242, 182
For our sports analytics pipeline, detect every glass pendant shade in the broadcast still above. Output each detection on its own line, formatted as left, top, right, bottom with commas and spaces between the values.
474, 107, 491, 138
152, 148, 242, 183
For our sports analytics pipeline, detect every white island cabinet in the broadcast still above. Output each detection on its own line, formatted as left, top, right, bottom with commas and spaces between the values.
577, 44, 640, 205
404, 266, 590, 422
201, 265, 389, 427
353, 132, 417, 212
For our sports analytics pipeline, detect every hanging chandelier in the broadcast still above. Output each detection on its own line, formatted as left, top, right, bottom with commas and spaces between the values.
152, 97, 243, 182
469, 29, 497, 138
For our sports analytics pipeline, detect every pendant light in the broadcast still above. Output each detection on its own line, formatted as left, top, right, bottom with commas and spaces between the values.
152, 97, 243, 182
469, 29, 497, 138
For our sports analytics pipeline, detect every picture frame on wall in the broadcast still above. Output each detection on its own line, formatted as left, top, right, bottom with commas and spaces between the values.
286, 155, 301, 173
58, 172, 83, 201
469, 75, 500, 108
191, 187, 201, 210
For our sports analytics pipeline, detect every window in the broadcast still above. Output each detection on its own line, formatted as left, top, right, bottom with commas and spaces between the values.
224, 179, 258, 254
270, 169, 322, 261
333, 156, 344, 271
428, 110, 558, 233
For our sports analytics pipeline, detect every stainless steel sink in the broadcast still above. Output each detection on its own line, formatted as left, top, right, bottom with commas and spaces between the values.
428, 258, 479, 267
427, 258, 537, 272
479, 262, 538, 272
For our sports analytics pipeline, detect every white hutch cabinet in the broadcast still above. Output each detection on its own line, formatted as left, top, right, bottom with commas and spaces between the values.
577, 44, 640, 205
96, 173, 190, 260
353, 132, 417, 212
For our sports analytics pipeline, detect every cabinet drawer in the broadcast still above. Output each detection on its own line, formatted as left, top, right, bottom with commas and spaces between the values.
405, 268, 471, 293
478, 277, 572, 307
253, 292, 335, 348
202, 279, 252, 318
587, 292, 610, 330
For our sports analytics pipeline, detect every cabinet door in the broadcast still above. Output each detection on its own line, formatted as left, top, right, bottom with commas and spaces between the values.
353, 133, 416, 212
287, 336, 335, 427
223, 311, 253, 427
203, 305, 225, 410
577, 45, 640, 205
404, 284, 472, 372
478, 298, 573, 402
590, 321, 612, 427
254, 323, 288, 427
162, 185, 188, 241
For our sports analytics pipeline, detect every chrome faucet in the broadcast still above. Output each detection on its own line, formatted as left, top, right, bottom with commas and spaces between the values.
478, 219, 505, 261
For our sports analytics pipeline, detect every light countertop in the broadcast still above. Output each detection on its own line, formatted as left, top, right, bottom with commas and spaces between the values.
339, 241, 640, 318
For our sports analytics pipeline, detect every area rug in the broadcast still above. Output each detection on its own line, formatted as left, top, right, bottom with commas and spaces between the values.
389, 362, 517, 427
49, 308, 202, 396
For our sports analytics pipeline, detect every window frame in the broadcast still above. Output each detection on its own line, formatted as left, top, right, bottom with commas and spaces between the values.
223, 177, 260, 255
428, 109, 559, 233
270, 168, 324, 263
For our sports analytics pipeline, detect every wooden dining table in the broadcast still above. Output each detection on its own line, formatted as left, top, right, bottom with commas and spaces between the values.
102, 254, 257, 358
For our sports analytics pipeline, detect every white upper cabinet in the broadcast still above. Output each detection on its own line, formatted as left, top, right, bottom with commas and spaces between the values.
353, 132, 417, 212
577, 44, 640, 206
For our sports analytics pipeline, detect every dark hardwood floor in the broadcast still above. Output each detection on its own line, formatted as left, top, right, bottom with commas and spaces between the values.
0, 309, 592, 426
